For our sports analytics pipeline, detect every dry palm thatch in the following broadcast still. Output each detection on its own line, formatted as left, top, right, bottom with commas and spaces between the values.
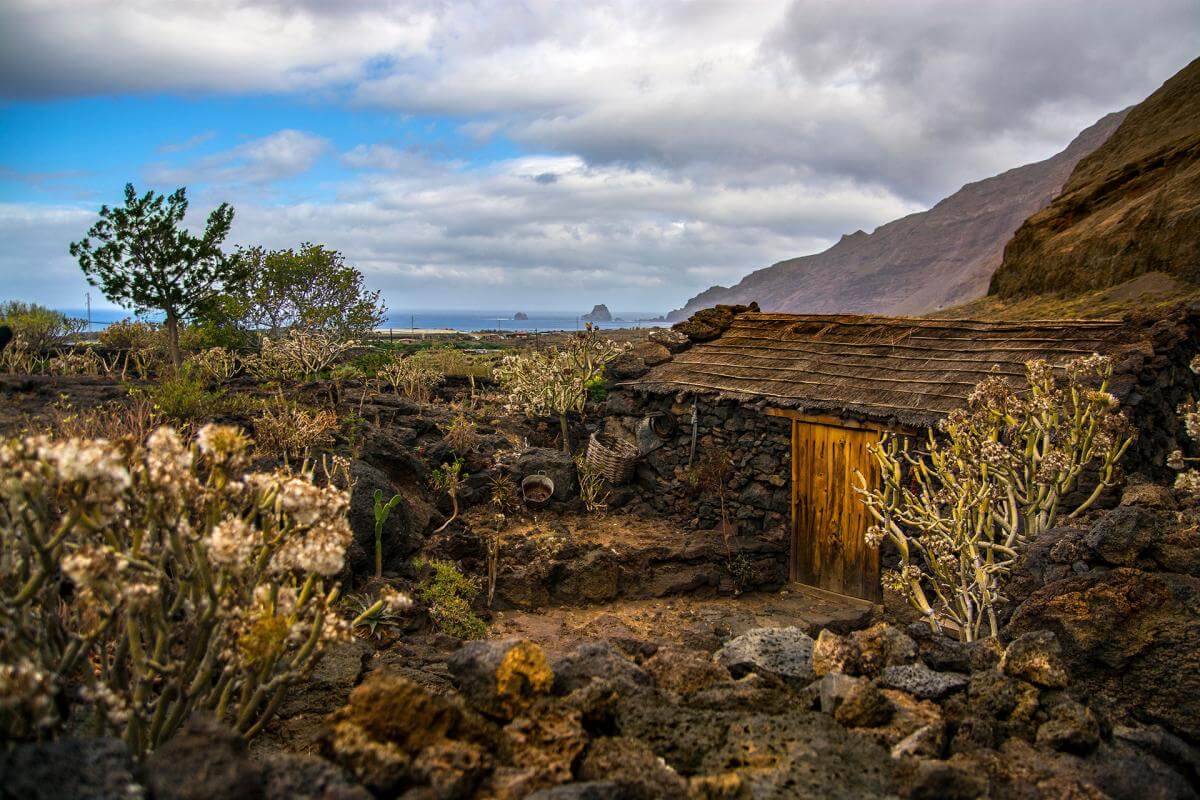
631, 312, 1148, 427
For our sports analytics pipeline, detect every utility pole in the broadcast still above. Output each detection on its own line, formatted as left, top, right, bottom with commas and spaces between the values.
85, 292, 92, 330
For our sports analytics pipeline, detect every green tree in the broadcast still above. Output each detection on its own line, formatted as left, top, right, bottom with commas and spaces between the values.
70, 183, 245, 367
0, 301, 85, 351
224, 243, 386, 340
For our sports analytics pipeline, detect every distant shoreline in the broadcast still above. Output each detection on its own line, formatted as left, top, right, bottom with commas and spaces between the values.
55, 308, 670, 335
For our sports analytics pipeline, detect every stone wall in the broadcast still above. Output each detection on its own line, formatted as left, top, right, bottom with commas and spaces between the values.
1119, 310, 1200, 479
605, 387, 791, 539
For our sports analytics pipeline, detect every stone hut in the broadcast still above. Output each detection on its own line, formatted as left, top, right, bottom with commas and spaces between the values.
604, 304, 1200, 603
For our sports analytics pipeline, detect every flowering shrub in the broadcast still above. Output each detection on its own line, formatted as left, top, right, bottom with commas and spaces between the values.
188, 346, 240, 383
251, 395, 339, 458
494, 325, 629, 451
246, 330, 356, 383
46, 349, 105, 376
0, 425, 352, 753
1167, 355, 1200, 495
0, 301, 85, 355
378, 355, 444, 403
856, 355, 1134, 642
97, 318, 162, 352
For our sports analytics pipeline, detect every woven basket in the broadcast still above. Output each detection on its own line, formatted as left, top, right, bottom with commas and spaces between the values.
586, 432, 639, 485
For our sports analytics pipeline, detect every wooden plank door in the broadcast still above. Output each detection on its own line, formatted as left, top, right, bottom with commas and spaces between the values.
790, 418, 882, 602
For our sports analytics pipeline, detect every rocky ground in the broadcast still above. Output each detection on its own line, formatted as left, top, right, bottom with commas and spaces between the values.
3, 370, 1200, 799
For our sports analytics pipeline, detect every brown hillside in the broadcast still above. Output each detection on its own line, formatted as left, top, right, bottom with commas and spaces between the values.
989, 57, 1200, 298
669, 111, 1127, 320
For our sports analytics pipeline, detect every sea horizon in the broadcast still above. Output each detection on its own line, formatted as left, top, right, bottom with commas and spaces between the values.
53, 307, 671, 334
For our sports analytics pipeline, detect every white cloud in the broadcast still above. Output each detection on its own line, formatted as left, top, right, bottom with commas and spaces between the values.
0, 0, 436, 97
2, 153, 917, 311
157, 131, 216, 154
147, 130, 330, 186
1, 0, 1197, 311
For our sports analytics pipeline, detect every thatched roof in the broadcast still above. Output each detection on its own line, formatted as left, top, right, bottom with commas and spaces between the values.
630, 312, 1149, 426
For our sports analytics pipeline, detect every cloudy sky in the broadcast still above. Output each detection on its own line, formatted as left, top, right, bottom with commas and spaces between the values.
0, 1, 1195, 315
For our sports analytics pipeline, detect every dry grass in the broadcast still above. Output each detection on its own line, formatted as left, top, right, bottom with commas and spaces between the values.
935, 271, 1200, 321
30, 396, 162, 442
252, 396, 339, 457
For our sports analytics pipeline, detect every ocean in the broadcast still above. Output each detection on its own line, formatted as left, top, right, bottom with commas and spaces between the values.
57, 308, 669, 334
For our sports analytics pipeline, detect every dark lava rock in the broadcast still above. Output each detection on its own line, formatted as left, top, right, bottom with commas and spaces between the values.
527, 781, 624, 800
1084, 505, 1167, 567
447, 638, 554, 719
906, 623, 1002, 673
0, 736, 139, 800
812, 628, 862, 676
817, 672, 866, 714
261, 754, 372, 800
854, 623, 919, 676
1000, 630, 1069, 689
643, 647, 731, 695
577, 737, 687, 799
1120, 481, 1178, 510
144, 715, 263, 800
893, 755, 989, 800
551, 640, 651, 694
252, 639, 372, 758
322, 672, 497, 795
964, 669, 1040, 741
647, 327, 690, 353
1006, 566, 1200, 741
346, 460, 424, 579
1036, 699, 1101, 755
671, 303, 758, 343
693, 710, 893, 798
878, 663, 969, 700
834, 680, 894, 728
712, 626, 814, 681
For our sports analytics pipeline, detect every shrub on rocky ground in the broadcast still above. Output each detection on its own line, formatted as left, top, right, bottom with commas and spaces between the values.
379, 353, 444, 402
415, 557, 486, 639
252, 395, 340, 458
134, 368, 221, 423
858, 355, 1134, 641
0, 424, 352, 755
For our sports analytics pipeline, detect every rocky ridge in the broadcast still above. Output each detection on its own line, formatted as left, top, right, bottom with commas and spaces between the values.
669, 111, 1127, 320
990, 56, 1200, 299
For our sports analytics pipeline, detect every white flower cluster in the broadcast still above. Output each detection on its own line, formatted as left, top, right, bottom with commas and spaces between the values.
264, 477, 353, 576
1, 422, 354, 749
0, 659, 57, 732
379, 586, 414, 613
208, 516, 259, 573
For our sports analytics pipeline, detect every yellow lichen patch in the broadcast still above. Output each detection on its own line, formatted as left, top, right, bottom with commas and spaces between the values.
689, 772, 747, 799
495, 640, 553, 713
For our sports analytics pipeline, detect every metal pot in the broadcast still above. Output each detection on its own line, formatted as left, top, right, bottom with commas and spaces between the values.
521, 474, 555, 507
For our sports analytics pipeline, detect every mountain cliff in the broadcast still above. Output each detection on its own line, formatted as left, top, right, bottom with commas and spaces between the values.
668, 111, 1127, 320
989, 57, 1200, 299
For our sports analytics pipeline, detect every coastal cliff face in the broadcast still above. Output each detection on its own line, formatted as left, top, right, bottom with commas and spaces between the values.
668, 111, 1127, 320
989, 57, 1200, 299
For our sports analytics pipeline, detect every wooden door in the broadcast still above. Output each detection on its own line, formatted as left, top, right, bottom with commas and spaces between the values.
790, 418, 882, 602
